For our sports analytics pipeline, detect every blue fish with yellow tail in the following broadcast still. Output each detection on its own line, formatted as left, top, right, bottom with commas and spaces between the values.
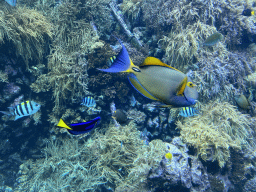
57, 116, 101, 135
98, 39, 198, 107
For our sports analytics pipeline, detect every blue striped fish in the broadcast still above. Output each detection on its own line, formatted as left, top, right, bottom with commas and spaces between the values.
0, 101, 41, 121
81, 96, 96, 108
107, 56, 116, 67
179, 106, 198, 117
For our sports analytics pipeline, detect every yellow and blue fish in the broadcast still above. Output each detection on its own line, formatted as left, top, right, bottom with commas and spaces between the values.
81, 96, 96, 108
179, 106, 198, 117
98, 39, 198, 107
0, 101, 41, 121
57, 116, 101, 135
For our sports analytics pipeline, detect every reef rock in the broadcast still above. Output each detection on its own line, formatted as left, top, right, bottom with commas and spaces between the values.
148, 137, 210, 191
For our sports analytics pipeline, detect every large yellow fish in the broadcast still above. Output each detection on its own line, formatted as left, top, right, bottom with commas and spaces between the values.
98, 39, 198, 107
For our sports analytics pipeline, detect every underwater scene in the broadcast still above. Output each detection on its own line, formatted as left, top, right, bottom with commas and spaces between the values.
1, 0, 256, 191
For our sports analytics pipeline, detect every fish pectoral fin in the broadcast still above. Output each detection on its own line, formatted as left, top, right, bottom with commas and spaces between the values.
176, 76, 188, 96
140, 57, 182, 72
128, 74, 159, 101
57, 118, 72, 130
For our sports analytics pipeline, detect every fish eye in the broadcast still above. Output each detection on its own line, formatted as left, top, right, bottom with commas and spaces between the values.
187, 82, 195, 87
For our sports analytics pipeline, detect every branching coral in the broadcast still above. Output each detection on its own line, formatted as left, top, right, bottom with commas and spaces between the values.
0, 6, 52, 69
16, 121, 168, 191
176, 100, 256, 167
159, 22, 217, 70
191, 49, 255, 102
16, 138, 105, 191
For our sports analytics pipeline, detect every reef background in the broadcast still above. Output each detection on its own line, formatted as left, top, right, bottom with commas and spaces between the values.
1, 0, 256, 191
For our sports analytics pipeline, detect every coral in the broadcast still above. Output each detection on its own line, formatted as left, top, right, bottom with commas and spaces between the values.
159, 22, 217, 70
176, 100, 256, 167
16, 120, 172, 191
138, 137, 210, 191
16, 138, 105, 191
0, 70, 8, 83
0, 6, 52, 68
127, 108, 146, 125
29, 0, 116, 118
244, 176, 256, 192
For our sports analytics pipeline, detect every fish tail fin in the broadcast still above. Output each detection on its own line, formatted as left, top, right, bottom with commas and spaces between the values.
97, 39, 135, 73
0, 111, 12, 116
57, 118, 72, 130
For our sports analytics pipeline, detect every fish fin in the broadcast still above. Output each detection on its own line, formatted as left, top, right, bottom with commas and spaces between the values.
252, 10, 255, 15
14, 115, 22, 121
57, 118, 72, 130
153, 104, 173, 108
5, 0, 16, 6
140, 57, 182, 72
176, 76, 188, 96
98, 39, 136, 73
0, 111, 11, 116
128, 74, 159, 101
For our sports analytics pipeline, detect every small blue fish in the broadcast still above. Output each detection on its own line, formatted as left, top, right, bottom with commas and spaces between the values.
81, 96, 96, 108
107, 56, 117, 67
179, 107, 198, 117
0, 101, 41, 121
5, 0, 16, 6
57, 116, 101, 135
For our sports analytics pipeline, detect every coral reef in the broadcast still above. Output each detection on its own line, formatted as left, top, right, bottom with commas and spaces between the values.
140, 137, 210, 191
16, 138, 105, 191
177, 100, 255, 167
0, 6, 52, 69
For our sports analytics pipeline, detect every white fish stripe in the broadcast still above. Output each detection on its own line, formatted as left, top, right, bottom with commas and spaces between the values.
15, 107, 20, 116
24, 102, 29, 114
18, 104, 24, 116
21, 104, 28, 115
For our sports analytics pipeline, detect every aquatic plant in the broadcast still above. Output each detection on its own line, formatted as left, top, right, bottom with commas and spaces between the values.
176, 100, 255, 167
0, 6, 52, 69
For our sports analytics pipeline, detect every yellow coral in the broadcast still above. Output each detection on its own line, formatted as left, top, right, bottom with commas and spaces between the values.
177, 100, 255, 167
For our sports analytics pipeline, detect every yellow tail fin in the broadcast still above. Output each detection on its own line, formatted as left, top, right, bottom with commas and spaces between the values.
57, 118, 72, 130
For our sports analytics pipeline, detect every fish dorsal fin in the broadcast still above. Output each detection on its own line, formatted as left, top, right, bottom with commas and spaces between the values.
140, 57, 182, 72
128, 74, 159, 101
57, 118, 72, 130
176, 76, 188, 96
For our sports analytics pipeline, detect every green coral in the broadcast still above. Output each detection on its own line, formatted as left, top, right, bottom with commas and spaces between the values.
176, 100, 255, 167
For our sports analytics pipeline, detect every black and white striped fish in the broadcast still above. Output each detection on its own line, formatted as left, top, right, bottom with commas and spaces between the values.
179, 106, 198, 117
0, 101, 41, 121
81, 96, 96, 108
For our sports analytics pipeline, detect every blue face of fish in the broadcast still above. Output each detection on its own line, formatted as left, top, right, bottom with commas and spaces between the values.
171, 95, 197, 107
